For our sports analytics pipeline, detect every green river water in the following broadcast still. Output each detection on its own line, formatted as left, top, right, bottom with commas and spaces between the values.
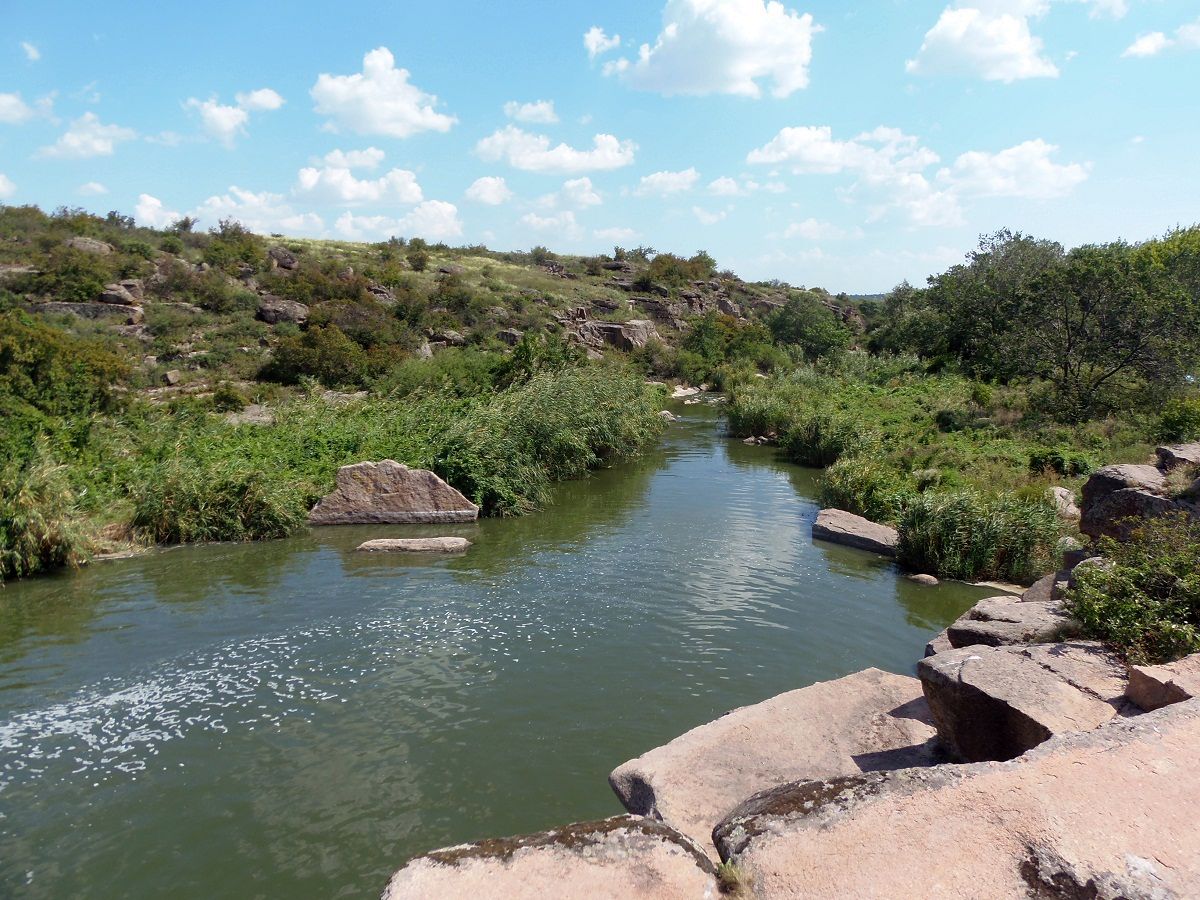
0, 402, 993, 898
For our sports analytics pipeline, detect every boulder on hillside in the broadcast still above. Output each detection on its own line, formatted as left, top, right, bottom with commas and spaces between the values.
918, 642, 1134, 763
496, 328, 523, 346
65, 236, 113, 255
711, 700, 1200, 899
1155, 443, 1200, 471
1126, 653, 1200, 712
437, 264, 466, 275
811, 508, 898, 557
583, 320, 660, 351
309, 460, 479, 526
430, 329, 465, 346
256, 294, 309, 325
268, 246, 298, 270
1049, 486, 1080, 520
609, 668, 942, 852
356, 537, 471, 553
381, 816, 717, 900
1080, 463, 1176, 540
27, 301, 143, 325
97, 282, 140, 306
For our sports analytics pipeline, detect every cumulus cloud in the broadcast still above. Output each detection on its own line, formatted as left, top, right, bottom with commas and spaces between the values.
692, 206, 727, 225
234, 88, 284, 111
135, 194, 181, 228
561, 176, 602, 207
465, 176, 513, 205
584, 26, 621, 58
311, 47, 455, 138
603, 0, 820, 98
783, 218, 859, 240
38, 112, 136, 159
935, 138, 1089, 198
21, 41, 40, 62
185, 88, 282, 147
634, 167, 700, 196
0, 91, 51, 124
1122, 18, 1200, 58
595, 226, 637, 242
906, 3, 1059, 82
504, 100, 558, 123
334, 201, 463, 241
78, 181, 108, 195
708, 176, 742, 196
476, 125, 636, 174
294, 164, 423, 205
321, 147, 385, 170
192, 186, 324, 234
0, 173, 15, 199
520, 210, 583, 240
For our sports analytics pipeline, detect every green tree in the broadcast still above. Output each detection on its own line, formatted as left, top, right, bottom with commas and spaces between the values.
768, 293, 852, 361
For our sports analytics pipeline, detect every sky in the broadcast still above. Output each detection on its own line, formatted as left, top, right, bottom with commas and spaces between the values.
1, 0, 1198, 293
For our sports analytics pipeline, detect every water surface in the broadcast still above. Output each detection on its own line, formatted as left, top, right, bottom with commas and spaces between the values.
0, 403, 992, 898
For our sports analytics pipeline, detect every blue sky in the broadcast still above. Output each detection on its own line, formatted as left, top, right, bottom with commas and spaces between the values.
1, 0, 1197, 292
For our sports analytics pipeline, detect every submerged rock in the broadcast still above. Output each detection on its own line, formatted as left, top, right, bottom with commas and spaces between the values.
811, 508, 898, 557
608, 668, 942, 852
711, 700, 1200, 899
356, 537, 471, 553
381, 815, 717, 900
308, 460, 479, 526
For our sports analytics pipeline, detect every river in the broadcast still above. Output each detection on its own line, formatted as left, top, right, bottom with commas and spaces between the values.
0, 402, 993, 898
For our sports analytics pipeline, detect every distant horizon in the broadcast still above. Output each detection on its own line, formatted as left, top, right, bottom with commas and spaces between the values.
2, 0, 1197, 293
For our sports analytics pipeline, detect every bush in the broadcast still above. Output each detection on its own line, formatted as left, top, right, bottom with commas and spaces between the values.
819, 455, 908, 522
260, 324, 370, 387
1028, 446, 1095, 477
0, 450, 86, 582
1157, 397, 1200, 443
212, 382, 249, 412
897, 490, 1061, 582
1066, 513, 1200, 663
781, 409, 875, 467
407, 248, 430, 272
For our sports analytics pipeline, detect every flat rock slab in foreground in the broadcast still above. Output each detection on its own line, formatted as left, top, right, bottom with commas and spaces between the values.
1127, 652, 1200, 711
945, 592, 1077, 649
381, 815, 717, 900
712, 700, 1200, 899
308, 460, 479, 525
609, 668, 941, 851
356, 537, 471, 553
918, 642, 1132, 762
811, 508, 898, 557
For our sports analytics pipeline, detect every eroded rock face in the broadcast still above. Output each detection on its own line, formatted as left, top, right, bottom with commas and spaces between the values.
711, 700, 1200, 899
1126, 653, 1200, 711
268, 246, 298, 270
308, 460, 479, 526
381, 815, 717, 900
945, 593, 1077, 649
1050, 486, 1080, 520
811, 509, 898, 557
608, 668, 942, 852
1080, 463, 1178, 540
97, 282, 140, 306
356, 537, 471, 553
256, 295, 309, 325
918, 642, 1132, 762
1155, 443, 1200, 471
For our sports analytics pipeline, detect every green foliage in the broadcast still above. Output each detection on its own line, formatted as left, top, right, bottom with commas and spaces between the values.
678, 312, 783, 387
375, 348, 504, 398
407, 248, 430, 272
781, 408, 875, 467
260, 324, 371, 387
23, 246, 118, 302
212, 382, 249, 412
768, 292, 852, 361
1157, 396, 1200, 442
201, 218, 265, 272
819, 454, 909, 522
897, 490, 1060, 583
1028, 446, 1095, 477
1067, 513, 1200, 663
0, 449, 86, 582
494, 331, 582, 387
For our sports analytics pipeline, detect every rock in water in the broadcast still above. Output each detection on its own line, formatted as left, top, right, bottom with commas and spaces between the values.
711, 700, 1200, 899
381, 815, 717, 899
811, 508, 899, 557
308, 460, 479, 525
356, 537, 471, 553
608, 668, 942, 852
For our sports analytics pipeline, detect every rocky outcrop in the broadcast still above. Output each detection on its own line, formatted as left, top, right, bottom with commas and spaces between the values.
811, 508, 898, 557
308, 460, 479, 525
381, 815, 717, 900
268, 246, 298, 270
608, 669, 942, 852
430, 329, 465, 347
256, 294, 309, 325
356, 537, 471, 553
918, 642, 1133, 762
64, 235, 113, 255
1126, 652, 1200, 711
27, 301, 143, 324
1155, 442, 1200, 471
1080, 461, 1194, 540
97, 281, 141, 306
710, 700, 1200, 899
497, 328, 523, 346
945, 591, 1077, 649
1049, 485, 1080, 520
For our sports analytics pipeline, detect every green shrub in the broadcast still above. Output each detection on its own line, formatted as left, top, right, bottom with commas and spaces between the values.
1157, 397, 1200, 443
212, 382, 249, 412
260, 324, 370, 387
24, 246, 117, 302
897, 490, 1060, 582
407, 248, 430, 272
819, 455, 909, 522
159, 234, 185, 255
1066, 513, 1200, 663
781, 409, 875, 467
1028, 446, 1095, 477
0, 450, 86, 582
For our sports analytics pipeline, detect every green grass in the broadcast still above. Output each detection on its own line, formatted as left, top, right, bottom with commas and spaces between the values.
0, 448, 87, 582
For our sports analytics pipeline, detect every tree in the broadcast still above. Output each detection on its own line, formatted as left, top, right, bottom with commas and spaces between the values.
768, 293, 852, 361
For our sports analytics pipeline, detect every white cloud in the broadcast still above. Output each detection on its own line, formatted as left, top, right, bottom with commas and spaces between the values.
1076, 0, 1127, 18
782, 218, 860, 240
135, 194, 181, 228
747, 125, 938, 176
635, 167, 700, 196
322, 147, 385, 170
936, 138, 1089, 198
906, 5, 1059, 82
78, 181, 108, 195
595, 226, 637, 242
561, 176, 602, 207
584, 26, 622, 58
334, 201, 463, 241
708, 176, 743, 196
465, 176, 513, 205
0, 92, 34, 124
1123, 18, 1200, 57
692, 206, 727, 225
38, 112, 135, 159
603, 0, 820, 98
192, 187, 324, 234
311, 47, 455, 138
234, 88, 284, 111
0, 173, 14, 199
21, 41, 40, 62
521, 210, 583, 240
476, 125, 636, 174
294, 164, 423, 205
503, 100, 558, 123
185, 98, 248, 147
